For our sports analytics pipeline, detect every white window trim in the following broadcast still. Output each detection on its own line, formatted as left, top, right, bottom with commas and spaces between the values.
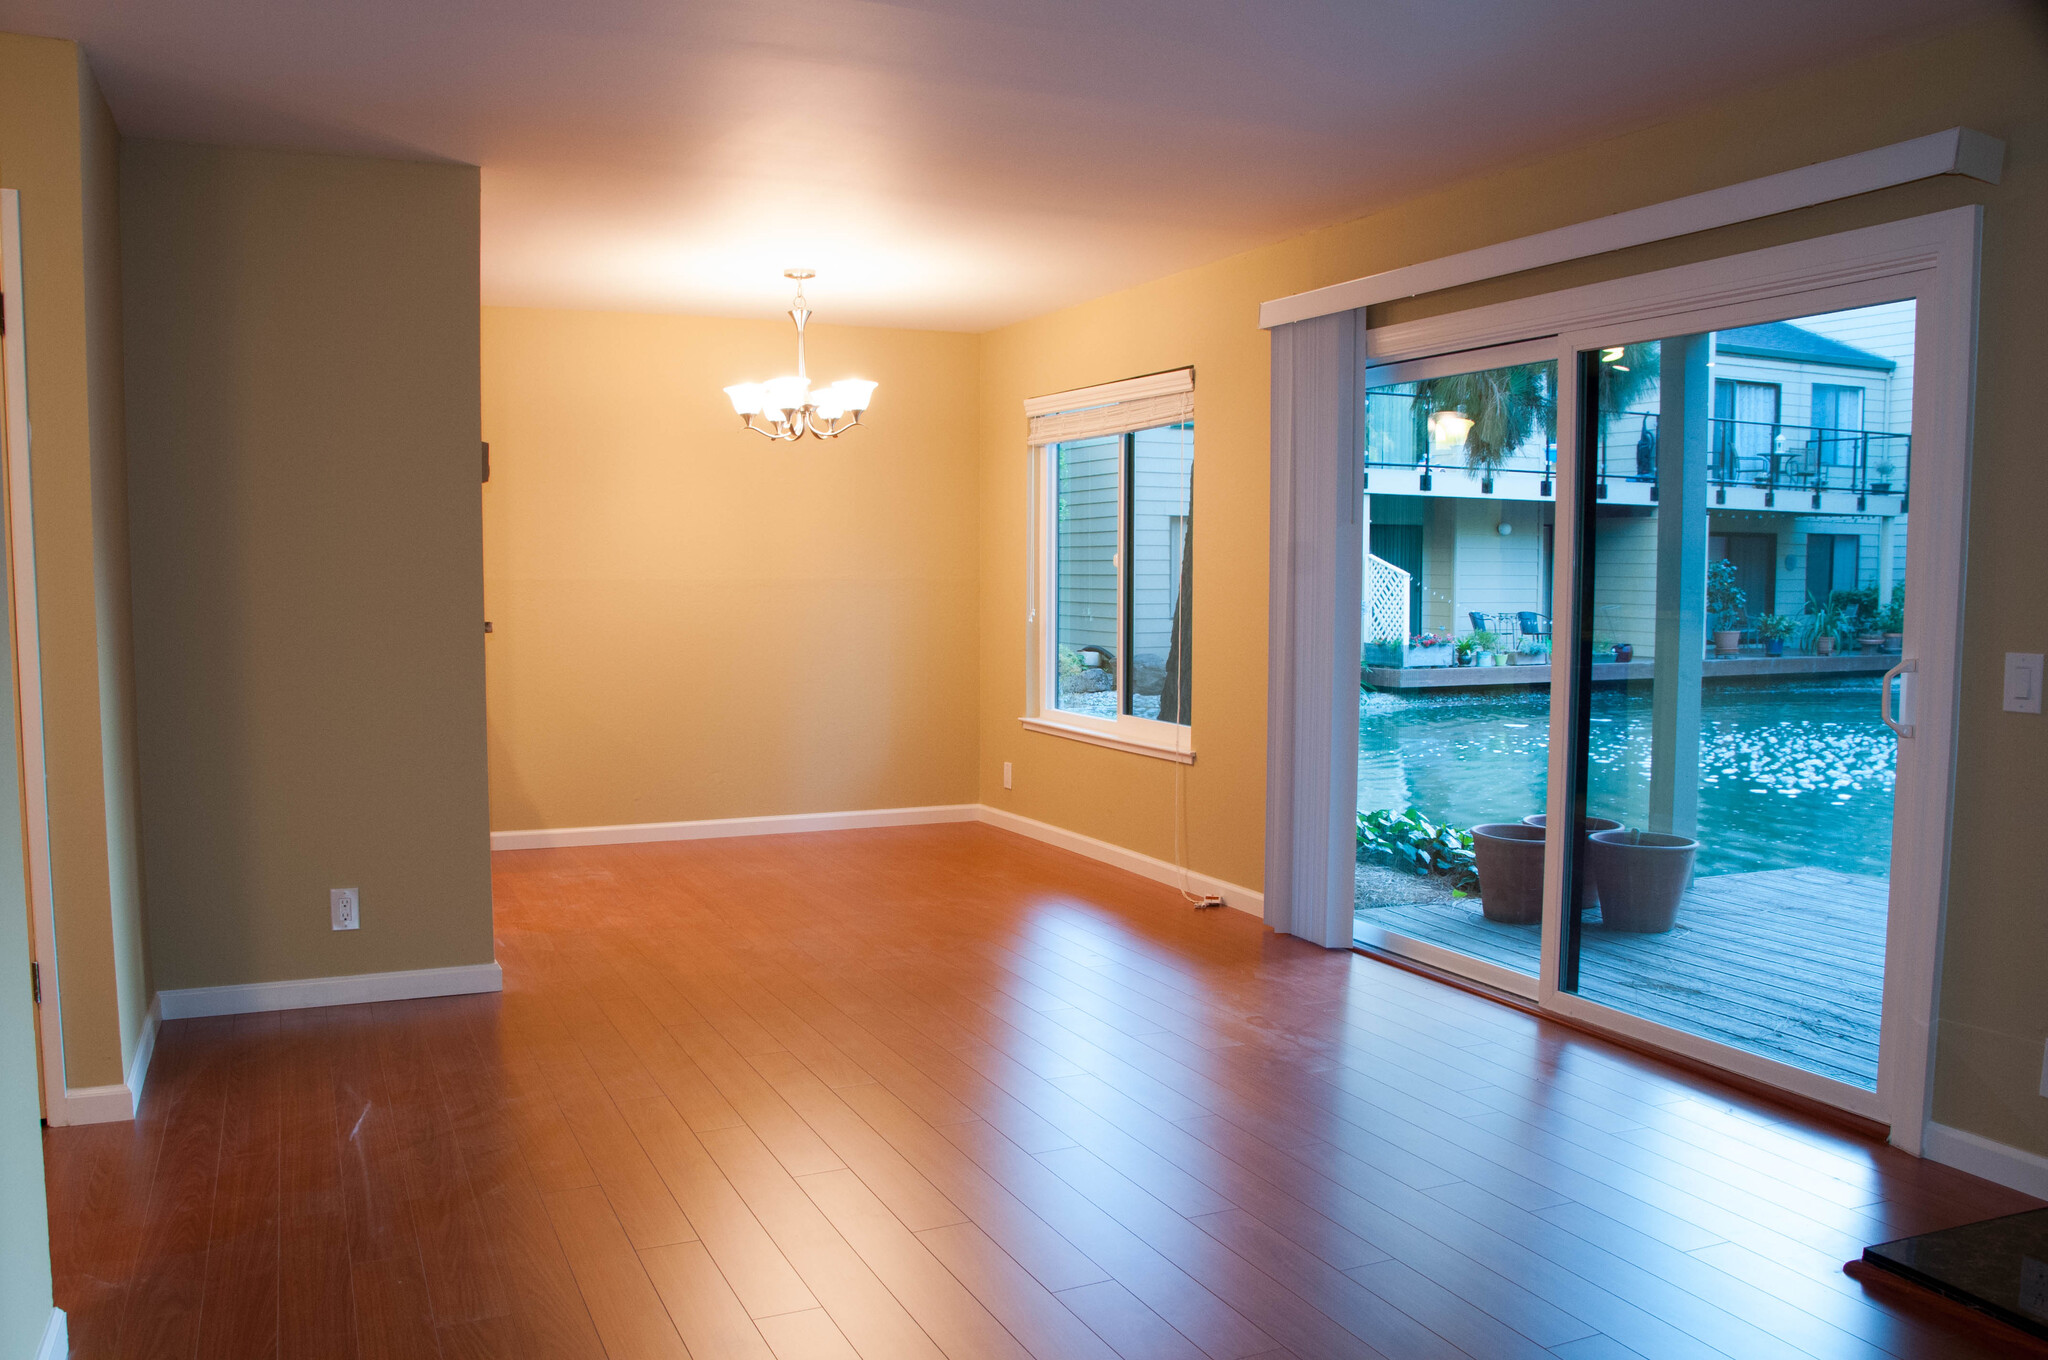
1023, 370, 1196, 762
1260, 126, 2001, 328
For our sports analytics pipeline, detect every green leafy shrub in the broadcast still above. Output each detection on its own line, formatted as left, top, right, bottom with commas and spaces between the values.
1356, 808, 1479, 892
1707, 558, 1747, 632
1876, 584, 1905, 634
1754, 613, 1795, 642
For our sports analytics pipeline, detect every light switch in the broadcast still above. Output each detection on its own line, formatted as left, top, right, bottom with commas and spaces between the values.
2005, 653, 2044, 714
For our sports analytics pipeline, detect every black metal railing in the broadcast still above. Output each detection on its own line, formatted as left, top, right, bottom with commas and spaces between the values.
1598, 412, 1911, 507
1362, 406, 1911, 508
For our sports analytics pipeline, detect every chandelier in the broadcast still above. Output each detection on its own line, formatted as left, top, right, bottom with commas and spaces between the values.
723, 270, 876, 441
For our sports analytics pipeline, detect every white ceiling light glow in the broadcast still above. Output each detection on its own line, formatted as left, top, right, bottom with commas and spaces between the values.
723, 270, 877, 441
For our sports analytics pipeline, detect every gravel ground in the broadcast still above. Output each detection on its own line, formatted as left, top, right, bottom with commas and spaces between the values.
1354, 861, 1460, 907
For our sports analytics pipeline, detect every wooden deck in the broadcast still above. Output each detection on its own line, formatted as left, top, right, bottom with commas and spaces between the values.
1357, 867, 1887, 1088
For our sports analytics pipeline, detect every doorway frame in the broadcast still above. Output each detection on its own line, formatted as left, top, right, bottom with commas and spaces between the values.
2, 188, 67, 1124
1351, 207, 1981, 1151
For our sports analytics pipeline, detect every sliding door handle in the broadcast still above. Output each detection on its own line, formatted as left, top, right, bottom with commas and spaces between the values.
1881, 657, 1916, 738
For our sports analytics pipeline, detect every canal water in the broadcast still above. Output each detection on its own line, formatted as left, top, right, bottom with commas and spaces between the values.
1358, 677, 1896, 878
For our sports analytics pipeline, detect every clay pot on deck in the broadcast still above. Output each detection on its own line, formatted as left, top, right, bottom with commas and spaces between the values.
1858, 635, 1883, 653
1612, 644, 1633, 663
1712, 630, 1742, 655
1471, 823, 1545, 925
1816, 636, 1836, 656
1586, 830, 1698, 933
1522, 814, 1622, 914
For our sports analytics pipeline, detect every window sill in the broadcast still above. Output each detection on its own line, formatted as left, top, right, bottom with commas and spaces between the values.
1020, 716, 1195, 763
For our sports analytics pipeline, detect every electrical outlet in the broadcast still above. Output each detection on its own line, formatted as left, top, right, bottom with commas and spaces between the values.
1002, 761, 1013, 790
331, 887, 360, 931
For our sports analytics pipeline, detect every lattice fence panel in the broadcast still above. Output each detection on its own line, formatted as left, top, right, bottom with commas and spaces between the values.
1365, 554, 1411, 644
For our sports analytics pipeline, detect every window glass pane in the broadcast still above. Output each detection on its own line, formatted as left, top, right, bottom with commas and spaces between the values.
1053, 435, 1121, 717
1354, 359, 1557, 979
1127, 424, 1193, 723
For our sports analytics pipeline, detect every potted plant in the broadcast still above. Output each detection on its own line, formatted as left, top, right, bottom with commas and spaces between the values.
1809, 595, 1842, 655
1877, 587, 1905, 651
1586, 828, 1699, 932
1612, 642, 1633, 663
1754, 613, 1794, 657
1707, 558, 1747, 656
1467, 629, 1499, 667
1871, 459, 1895, 495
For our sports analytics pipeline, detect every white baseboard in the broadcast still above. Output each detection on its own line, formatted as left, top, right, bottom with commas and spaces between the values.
488, 801, 1264, 918
37, 1309, 66, 1360
54, 1082, 136, 1125
47, 994, 161, 1126
126, 993, 160, 1105
1923, 1121, 2048, 1200
158, 961, 503, 1020
492, 803, 980, 851
975, 806, 1264, 917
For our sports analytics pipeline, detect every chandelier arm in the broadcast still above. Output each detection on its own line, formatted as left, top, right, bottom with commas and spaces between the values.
739, 414, 800, 441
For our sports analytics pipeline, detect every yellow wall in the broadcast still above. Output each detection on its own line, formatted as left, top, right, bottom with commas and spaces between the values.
123, 141, 493, 990
976, 15, 2048, 1154
0, 33, 147, 1092
482, 308, 979, 831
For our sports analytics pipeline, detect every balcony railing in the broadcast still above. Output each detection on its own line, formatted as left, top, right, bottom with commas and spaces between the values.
1362, 408, 1910, 509
1601, 413, 1911, 509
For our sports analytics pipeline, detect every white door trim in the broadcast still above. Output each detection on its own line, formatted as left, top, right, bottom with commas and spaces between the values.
1261, 127, 2002, 329
1349, 207, 1980, 1152
0, 189, 66, 1125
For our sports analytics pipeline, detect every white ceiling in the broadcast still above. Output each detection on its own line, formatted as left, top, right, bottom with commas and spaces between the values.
0, 0, 2010, 330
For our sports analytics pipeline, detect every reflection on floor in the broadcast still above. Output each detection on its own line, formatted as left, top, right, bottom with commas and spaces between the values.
1357, 866, 1885, 1087
46, 828, 2023, 1359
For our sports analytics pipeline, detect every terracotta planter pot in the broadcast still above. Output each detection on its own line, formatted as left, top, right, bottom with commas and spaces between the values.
1816, 636, 1836, 656
1471, 823, 1545, 925
1884, 632, 1903, 652
1522, 814, 1623, 915
1587, 830, 1698, 933
1712, 630, 1742, 655
1858, 635, 1883, 653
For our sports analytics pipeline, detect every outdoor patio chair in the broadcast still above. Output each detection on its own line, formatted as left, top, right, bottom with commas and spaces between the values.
1517, 612, 1550, 637
1469, 611, 1490, 634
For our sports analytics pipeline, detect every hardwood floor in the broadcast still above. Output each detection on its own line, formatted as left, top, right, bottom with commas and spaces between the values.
44, 822, 2040, 1359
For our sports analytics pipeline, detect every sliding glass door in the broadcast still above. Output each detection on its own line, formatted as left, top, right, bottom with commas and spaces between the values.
1347, 209, 1977, 1131
1556, 304, 1915, 1094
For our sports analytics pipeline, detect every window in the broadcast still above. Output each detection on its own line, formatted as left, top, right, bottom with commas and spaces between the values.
1712, 378, 1781, 479
1806, 531, 1862, 607
1812, 383, 1866, 468
1025, 370, 1194, 759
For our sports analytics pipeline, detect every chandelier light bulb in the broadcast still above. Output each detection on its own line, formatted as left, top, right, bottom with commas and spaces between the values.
723, 271, 877, 441
831, 378, 877, 412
